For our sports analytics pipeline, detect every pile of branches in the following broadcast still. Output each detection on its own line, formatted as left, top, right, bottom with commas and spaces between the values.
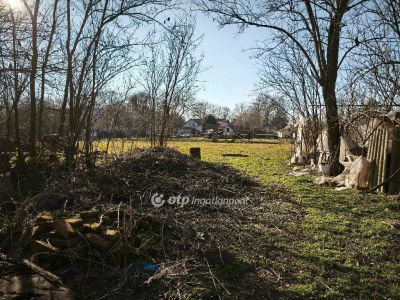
0, 148, 292, 299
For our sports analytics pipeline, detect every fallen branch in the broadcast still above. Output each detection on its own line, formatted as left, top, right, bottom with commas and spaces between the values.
21, 259, 61, 285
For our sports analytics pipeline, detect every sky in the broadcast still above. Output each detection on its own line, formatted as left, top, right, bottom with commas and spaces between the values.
194, 13, 265, 109
3, 0, 264, 110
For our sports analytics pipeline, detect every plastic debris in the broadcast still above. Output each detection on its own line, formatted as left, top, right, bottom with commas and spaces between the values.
143, 262, 160, 273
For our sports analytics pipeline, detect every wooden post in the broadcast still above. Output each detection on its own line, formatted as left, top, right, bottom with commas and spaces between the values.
190, 147, 201, 160
389, 126, 400, 194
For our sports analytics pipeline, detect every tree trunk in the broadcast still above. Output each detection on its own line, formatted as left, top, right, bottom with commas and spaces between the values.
321, 3, 348, 176
323, 83, 342, 175
10, 11, 24, 169
159, 103, 169, 147
38, 0, 58, 140
58, 84, 69, 137
151, 96, 156, 148
5, 96, 12, 146
27, 1, 40, 157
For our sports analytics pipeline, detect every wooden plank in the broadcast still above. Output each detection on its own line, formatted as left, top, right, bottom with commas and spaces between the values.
380, 129, 388, 192
369, 129, 379, 187
389, 126, 400, 193
377, 129, 384, 188
367, 129, 374, 187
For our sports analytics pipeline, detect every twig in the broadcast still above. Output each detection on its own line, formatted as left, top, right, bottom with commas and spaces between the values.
204, 259, 231, 296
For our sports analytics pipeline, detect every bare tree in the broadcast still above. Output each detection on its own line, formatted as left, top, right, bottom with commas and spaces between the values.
258, 39, 323, 158
141, 17, 203, 147
197, 0, 370, 174
159, 18, 203, 146
140, 33, 164, 147
21, 0, 41, 156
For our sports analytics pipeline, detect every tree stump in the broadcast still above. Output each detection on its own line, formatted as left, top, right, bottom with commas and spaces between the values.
190, 147, 201, 160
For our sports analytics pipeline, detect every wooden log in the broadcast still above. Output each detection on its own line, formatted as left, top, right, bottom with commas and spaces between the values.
189, 147, 201, 160
389, 126, 400, 194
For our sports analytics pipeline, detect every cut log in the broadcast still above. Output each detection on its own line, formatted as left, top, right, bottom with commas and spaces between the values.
53, 219, 76, 239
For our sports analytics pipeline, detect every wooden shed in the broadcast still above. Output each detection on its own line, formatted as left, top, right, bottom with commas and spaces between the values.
367, 111, 400, 193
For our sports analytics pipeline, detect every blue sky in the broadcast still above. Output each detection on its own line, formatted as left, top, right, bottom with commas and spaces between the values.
194, 13, 264, 109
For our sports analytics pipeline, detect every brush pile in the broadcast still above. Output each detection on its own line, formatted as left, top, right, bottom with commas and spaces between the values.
0, 147, 291, 299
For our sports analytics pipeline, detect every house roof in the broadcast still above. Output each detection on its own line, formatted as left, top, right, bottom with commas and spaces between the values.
187, 119, 202, 124
179, 127, 194, 132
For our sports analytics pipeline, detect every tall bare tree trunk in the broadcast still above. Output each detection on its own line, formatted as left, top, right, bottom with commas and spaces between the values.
159, 102, 170, 147
4, 87, 12, 147
321, 5, 347, 175
323, 84, 342, 174
151, 96, 156, 147
38, 0, 58, 140
10, 11, 23, 168
23, 0, 41, 157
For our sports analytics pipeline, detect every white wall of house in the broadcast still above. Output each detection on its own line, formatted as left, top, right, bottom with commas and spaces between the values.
277, 129, 292, 138
183, 120, 202, 132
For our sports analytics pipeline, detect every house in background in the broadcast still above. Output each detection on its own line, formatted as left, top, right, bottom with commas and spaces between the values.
178, 119, 203, 137
179, 118, 235, 137
216, 119, 234, 135
277, 124, 294, 138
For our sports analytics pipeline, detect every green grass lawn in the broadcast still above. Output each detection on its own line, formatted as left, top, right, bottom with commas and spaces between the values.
95, 139, 400, 298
